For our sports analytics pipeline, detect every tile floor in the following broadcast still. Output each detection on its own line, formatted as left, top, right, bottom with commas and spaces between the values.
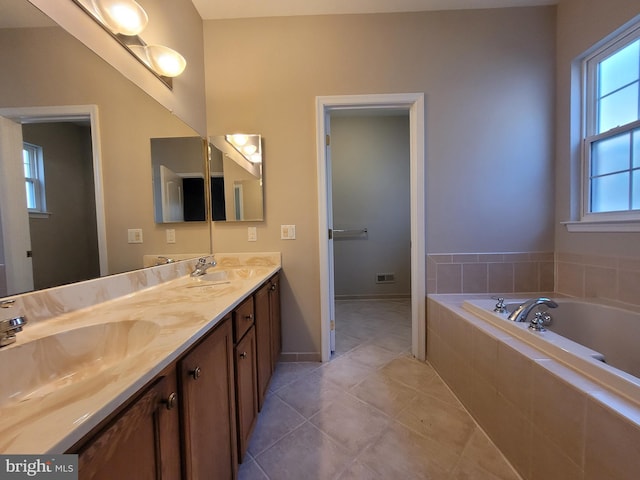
238, 298, 521, 480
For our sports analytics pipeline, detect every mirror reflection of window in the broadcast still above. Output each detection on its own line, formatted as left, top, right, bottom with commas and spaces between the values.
23, 142, 46, 213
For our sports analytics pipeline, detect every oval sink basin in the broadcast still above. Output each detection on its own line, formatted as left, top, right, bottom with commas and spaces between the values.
0, 320, 160, 407
198, 270, 230, 283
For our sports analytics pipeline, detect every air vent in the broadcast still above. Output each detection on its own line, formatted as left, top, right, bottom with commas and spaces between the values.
376, 273, 395, 284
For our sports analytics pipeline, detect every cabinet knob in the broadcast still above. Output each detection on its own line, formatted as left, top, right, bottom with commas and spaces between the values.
163, 392, 177, 410
245, 314, 254, 321
190, 366, 202, 379
270, 284, 276, 291
239, 352, 248, 359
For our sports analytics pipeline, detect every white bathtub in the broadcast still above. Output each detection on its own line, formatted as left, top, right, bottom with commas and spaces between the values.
463, 298, 640, 404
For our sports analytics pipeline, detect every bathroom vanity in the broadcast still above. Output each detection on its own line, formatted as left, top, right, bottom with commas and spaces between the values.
0, 253, 281, 480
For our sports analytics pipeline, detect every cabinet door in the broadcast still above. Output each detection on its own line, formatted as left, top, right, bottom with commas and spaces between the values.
235, 325, 258, 462
180, 317, 237, 480
77, 371, 181, 480
254, 282, 272, 410
269, 274, 282, 368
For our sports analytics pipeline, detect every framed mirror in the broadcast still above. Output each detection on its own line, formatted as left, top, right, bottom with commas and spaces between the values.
210, 134, 264, 222
151, 136, 208, 223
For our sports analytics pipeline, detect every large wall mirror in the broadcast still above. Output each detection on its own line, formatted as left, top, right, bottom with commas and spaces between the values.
0, 0, 210, 297
210, 134, 264, 222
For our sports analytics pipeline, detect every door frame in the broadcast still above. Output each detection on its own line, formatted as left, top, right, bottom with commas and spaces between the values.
0, 105, 108, 277
315, 93, 425, 362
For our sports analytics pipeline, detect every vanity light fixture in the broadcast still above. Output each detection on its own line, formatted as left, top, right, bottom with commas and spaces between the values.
73, 0, 187, 83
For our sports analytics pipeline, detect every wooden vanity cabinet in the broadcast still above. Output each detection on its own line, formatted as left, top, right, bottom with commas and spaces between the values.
179, 315, 237, 480
254, 273, 281, 409
232, 297, 258, 462
76, 368, 181, 480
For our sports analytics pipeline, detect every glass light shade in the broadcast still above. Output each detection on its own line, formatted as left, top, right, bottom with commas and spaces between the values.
230, 134, 248, 146
243, 144, 257, 155
92, 0, 148, 36
250, 153, 262, 163
146, 45, 187, 77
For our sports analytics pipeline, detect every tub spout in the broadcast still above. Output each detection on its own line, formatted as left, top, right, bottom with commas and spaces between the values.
508, 297, 558, 322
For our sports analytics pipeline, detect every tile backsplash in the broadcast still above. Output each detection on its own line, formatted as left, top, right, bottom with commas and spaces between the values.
427, 252, 554, 295
556, 252, 640, 307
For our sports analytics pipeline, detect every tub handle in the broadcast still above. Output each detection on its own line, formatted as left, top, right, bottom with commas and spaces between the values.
529, 311, 552, 331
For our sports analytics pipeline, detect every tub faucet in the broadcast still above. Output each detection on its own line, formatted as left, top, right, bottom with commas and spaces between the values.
190, 256, 217, 277
508, 297, 558, 322
0, 315, 27, 348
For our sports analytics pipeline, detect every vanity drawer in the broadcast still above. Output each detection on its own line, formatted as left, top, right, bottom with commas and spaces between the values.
233, 297, 254, 342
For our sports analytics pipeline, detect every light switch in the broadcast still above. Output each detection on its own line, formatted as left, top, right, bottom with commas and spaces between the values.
166, 229, 176, 244
280, 225, 296, 240
127, 228, 143, 244
248, 226, 257, 242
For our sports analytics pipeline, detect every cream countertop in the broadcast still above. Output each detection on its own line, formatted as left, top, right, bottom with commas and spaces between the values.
0, 253, 281, 454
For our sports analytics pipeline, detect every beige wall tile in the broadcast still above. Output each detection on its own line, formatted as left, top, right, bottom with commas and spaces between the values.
496, 342, 533, 417
453, 254, 479, 263
584, 398, 640, 480
494, 393, 532, 479
514, 262, 539, 292
584, 266, 617, 299
532, 362, 587, 466
617, 269, 640, 305
556, 261, 584, 297
539, 261, 555, 292
472, 328, 499, 385
488, 262, 514, 293
462, 263, 488, 293
437, 263, 462, 293
531, 427, 584, 480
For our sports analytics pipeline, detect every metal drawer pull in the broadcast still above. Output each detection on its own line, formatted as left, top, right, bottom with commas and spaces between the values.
163, 392, 177, 410
190, 366, 201, 379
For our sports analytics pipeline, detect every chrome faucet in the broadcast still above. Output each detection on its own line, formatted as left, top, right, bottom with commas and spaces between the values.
190, 256, 217, 277
507, 297, 558, 322
1, 315, 27, 347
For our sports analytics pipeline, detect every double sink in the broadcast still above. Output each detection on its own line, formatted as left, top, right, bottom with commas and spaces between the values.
0, 261, 278, 453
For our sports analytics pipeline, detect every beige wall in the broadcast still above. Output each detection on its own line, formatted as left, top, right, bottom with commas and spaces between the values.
555, 0, 640, 257
204, 8, 556, 356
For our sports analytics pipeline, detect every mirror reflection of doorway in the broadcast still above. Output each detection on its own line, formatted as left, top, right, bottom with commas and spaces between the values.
0, 112, 102, 295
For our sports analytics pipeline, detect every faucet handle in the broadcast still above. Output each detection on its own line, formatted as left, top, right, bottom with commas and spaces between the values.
493, 297, 507, 313
0, 300, 15, 309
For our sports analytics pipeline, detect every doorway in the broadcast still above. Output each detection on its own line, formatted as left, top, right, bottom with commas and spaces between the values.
316, 93, 425, 362
0, 105, 107, 295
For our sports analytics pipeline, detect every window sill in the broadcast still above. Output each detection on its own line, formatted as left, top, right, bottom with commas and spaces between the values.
28, 211, 52, 219
562, 220, 640, 232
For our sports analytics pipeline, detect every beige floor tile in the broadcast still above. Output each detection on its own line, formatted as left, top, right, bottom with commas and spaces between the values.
350, 370, 420, 417
268, 362, 321, 392
316, 354, 378, 390
238, 456, 269, 480
369, 332, 411, 354
333, 332, 362, 356
309, 392, 390, 455
336, 460, 382, 479
275, 371, 353, 418
457, 429, 521, 480
379, 354, 437, 393
396, 393, 476, 455
357, 422, 453, 479
342, 343, 399, 369
255, 422, 353, 480
247, 394, 306, 457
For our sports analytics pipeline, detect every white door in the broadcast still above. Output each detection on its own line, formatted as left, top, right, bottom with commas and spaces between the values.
0, 115, 34, 295
160, 165, 184, 222
325, 117, 336, 353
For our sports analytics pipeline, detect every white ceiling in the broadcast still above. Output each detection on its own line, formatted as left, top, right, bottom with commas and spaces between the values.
192, 0, 557, 20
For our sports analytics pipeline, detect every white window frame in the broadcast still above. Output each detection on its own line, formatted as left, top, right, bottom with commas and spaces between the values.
571, 21, 640, 231
23, 141, 48, 217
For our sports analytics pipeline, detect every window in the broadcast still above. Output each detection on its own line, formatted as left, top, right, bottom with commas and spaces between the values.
23, 142, 47, 214
582, 23, 640, 222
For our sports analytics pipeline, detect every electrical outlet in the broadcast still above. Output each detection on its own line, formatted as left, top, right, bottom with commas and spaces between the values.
248, 226, 257, 242
127, 228, 143, 244
280, 225, 296, 240
166, 229, 176, 244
